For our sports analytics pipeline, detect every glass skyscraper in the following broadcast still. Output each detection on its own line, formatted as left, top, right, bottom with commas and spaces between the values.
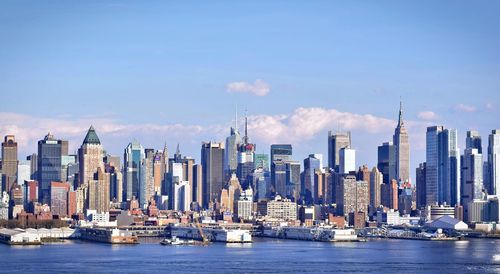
37, 133, 63, 205
124, 141, 145, 203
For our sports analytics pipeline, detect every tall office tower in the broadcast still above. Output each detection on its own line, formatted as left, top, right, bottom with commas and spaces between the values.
426, 126, 442, 206
303, 154, 322, 204
171, 161, 191, 211
377, 142, 395, 184
270, 144, 293, 196
252, 167, 270, 201
192, 164, 203, 206
254, 154, 269, 171
124, 140, 145, 202
50, 181, 70, 217
336, 175, 368, 216
37, 133, 63, 205
87, 167, 110, 213
24, 180, 38, 208
27, 154, 38, 180
272, 160, 287, 197
141, 149, 156, 208
285, 161, 301, 201
381, 179, 399, 210
369, 167, 382, 209
153, 150, 167, 195
314, 169, 331, 204
220, 173, 242, 214
339, 147, 355, 174
466, 130, 482, 154
201, 141, 224, 207
1, 135, 18, 190
425, 126, 461, 206
106, 164, 123, 203
416, 162, 427, 209
393, 101, 410, 184
461, 148, 483, 221
224, 125, 242, 180
357, 165, 371, 206
441, 129, 461, 206
236, 115, 255, 189
328, 131, 351, 172
78, 126, 104, 188
488, 130, 500, 195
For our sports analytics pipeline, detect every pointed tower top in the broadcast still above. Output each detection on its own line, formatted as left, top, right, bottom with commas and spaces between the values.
83, 125, 101, 145
397, 98, 404, 127
176, 143, 180, 155
243, 108, 249, 144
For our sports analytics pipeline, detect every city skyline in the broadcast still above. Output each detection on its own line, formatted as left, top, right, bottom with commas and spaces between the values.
1, 1, 499, 182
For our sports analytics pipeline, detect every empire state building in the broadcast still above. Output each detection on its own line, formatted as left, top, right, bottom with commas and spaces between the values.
393, 101, 410, 184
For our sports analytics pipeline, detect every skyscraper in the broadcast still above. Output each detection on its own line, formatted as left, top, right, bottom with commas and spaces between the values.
285, 161, 301, 201
201, 141, 224, 207
87, 167, 110, 213
461, 147, 483, 221
236, 115, 255, 189
393, 101, 410, 184
339, 147, 355, 174
124, 141, 145, 202
377, 142, 395, 184
1, 135, 18, 190
425, 126, 461, 206
303, 154, 322, 204
416, 162, 426, 209
328, 131, 351, 172
369, 167, 382, 209
224, 126, 242, 180
270, 144, 293, 197
37, 133, 63, 205
441, 129, 461, 206
78, 126, 104, 187
488, 129, 500, 195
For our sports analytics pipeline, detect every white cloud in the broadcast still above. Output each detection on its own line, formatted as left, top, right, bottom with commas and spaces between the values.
417, 111, 438, 120
226, 79, 270, 96
248, 107, 396, 144
486, 102, 494, 110
0, 112, 205, 156
455, 103, 476, 113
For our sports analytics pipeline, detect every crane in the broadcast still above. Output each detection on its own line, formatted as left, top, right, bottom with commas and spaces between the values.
193, 213, 209, 244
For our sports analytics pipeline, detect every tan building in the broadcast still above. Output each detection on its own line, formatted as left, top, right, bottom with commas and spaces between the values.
1, 135, 18, 190
266, 195, 297, 221
336, 175, 368, 217
87, 168, 110, 213
370, 167, 383, 208
78, 126, 104, 187
394, 101, 410, 184
220, 173, 241, 214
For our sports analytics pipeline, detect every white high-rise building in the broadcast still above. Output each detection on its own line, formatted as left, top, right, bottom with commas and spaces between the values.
339, 148, 355, 174
488, 130, 500, 195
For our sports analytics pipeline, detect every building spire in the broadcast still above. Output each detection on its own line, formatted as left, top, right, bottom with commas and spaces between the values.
244, 108, 249, 144
398, 98, 404, 127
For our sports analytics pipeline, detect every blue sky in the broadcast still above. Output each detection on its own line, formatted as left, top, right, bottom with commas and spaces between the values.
1, 1, 499, 182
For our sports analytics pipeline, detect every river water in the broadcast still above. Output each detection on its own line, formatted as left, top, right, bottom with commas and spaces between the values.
0, 238, 498, 273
